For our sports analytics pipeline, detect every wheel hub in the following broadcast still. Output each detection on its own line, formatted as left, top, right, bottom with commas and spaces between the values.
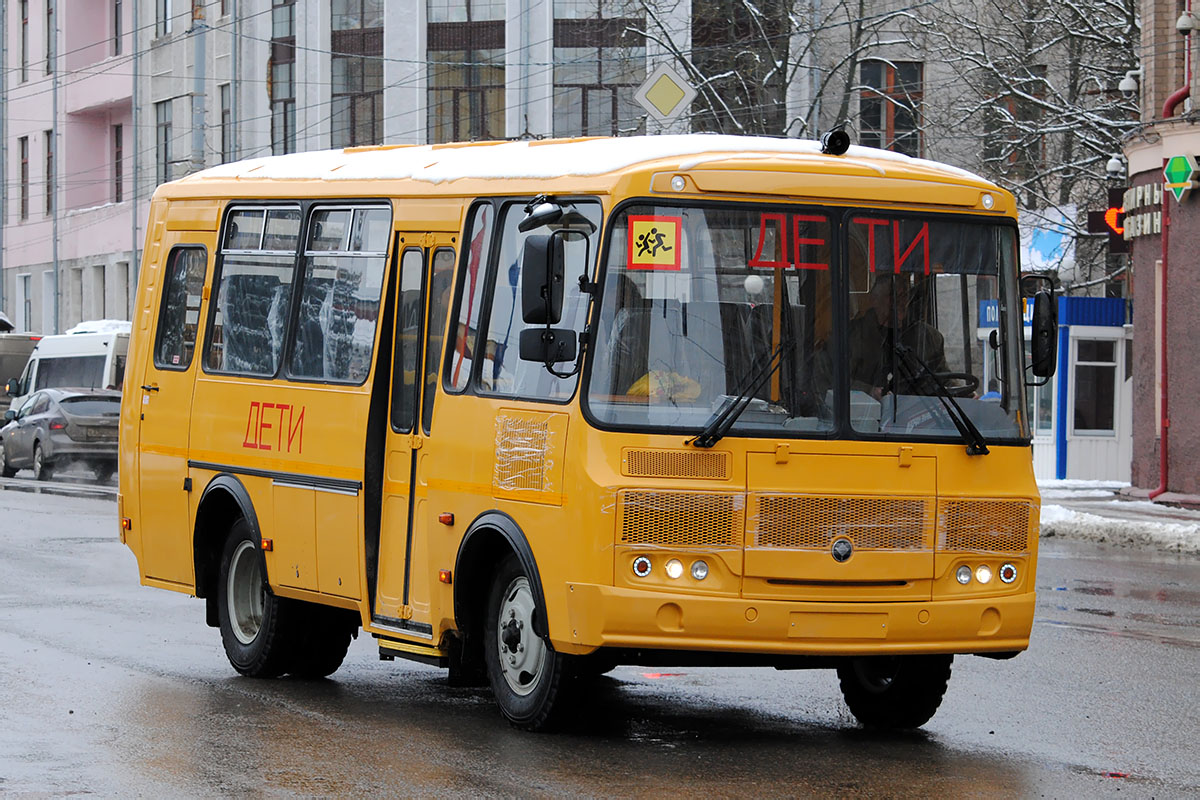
496, 576, 547, 697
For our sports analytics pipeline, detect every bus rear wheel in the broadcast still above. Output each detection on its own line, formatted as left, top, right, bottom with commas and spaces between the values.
837, 654, 952, 730
287, 605, 355, 679
483, 555, 573, 731
217, 519, 296, 678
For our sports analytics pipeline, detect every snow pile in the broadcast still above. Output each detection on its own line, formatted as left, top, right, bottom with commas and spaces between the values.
1040, 504, 1200, 555
64, 319, 131, 335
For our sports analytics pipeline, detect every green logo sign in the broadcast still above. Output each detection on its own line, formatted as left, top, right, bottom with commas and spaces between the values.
1163, 154, 1199, 201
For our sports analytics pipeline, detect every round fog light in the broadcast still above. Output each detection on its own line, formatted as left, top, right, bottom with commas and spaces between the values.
999, 563, 1018, 584
956, 565, 972, 585
691, 560, 709, 581
665, 559, 684, 579
632, 556, 651, 578
975, 565, 993, 584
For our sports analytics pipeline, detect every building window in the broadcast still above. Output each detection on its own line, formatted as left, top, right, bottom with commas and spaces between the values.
19, 137, 29, 220
220, 84, 232, 163
859, 60, 922, 157
44, 130, 54, 217
270, 0, 296, 155
156, 0, 172, 38
45, 0, 54, 74
113, 124, 124, 202
427, 1, 505, 143
553, 2, 645, 137
20, 0, 29, 83
19, 275, 33, 332
156, 100, 172, 184
331, 1, 384, 148
1073, 339, 1117, 433
113, 0, 123, 55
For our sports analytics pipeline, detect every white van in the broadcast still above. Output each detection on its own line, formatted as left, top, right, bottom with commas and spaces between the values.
5, 327, 130, 413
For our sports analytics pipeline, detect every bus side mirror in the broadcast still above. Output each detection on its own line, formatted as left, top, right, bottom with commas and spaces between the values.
5, 379, 17, 396
519, 328, 577, 364
1029, 289, 1057, 379
521, 234, 565, 325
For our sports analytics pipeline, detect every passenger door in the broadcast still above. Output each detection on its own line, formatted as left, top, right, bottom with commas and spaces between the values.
372, 234, 456, 635
137, 243, 212, 585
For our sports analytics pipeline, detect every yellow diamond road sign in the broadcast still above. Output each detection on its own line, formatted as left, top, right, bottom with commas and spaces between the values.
634, 63, 697, 123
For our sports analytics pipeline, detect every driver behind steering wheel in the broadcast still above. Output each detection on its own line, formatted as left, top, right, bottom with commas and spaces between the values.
848, 273, 949, 399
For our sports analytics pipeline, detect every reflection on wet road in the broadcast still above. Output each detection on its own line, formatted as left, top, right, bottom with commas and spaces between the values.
1, 492, 1197, 797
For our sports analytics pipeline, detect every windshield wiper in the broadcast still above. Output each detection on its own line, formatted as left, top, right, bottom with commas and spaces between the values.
892, 344, 989, 456
686, 338, 789, 449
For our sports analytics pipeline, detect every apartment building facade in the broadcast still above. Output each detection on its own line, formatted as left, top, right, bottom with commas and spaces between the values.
2, 0, 135, 335
1120, 0, 1200, 498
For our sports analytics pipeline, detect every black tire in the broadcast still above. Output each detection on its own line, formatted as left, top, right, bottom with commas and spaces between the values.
483, 555, 573, 730
0, 441, 16, 478
287, 604, 355, 679
217, 518, 297, 678
32, 443, 53, 481
837, 655, 953, 730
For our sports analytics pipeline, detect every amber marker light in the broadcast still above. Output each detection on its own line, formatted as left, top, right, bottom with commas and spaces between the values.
261, 539, 273, 551
120, 518, 132, 530
439, 569, 452, 584
438, 512, 455, 525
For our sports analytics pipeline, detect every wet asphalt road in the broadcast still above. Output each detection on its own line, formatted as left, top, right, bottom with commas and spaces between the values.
1, 486, 1197, 798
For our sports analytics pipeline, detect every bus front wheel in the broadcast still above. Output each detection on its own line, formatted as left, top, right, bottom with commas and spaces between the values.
837, 654, 952, 729
483, 555, 572, 730
217, 519, 296, 678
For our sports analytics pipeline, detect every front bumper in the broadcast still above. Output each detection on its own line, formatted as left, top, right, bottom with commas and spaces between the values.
560, 583, 1034, 656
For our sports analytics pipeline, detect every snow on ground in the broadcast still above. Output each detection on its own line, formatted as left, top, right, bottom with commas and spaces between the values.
1036, 480, 1200, 555
1039, 503, 1200, 554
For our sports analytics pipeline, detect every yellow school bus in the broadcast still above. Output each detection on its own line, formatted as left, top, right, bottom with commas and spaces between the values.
119, 134, 1055, 731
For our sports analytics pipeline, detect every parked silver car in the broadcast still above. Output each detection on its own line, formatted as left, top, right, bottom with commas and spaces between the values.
0, 388, 120, 481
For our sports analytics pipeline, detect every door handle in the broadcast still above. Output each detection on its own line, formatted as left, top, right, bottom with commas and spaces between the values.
141, 384, 160, 392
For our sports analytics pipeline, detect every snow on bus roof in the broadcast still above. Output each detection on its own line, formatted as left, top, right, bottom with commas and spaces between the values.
187, 135, 990, 187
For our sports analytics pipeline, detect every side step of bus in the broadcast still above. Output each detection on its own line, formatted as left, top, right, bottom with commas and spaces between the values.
377, 635, 449, 668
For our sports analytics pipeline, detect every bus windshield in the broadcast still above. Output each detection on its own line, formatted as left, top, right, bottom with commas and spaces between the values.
587, 202, 1028, 444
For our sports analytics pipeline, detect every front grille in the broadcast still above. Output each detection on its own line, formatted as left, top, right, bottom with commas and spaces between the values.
618, 490, 742, 548
939, 499, 1032, 553
751, 494, 932, 550
622, 448, 730, 480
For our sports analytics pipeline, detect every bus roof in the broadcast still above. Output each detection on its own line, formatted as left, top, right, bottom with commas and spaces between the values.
166, 135, 1009, 212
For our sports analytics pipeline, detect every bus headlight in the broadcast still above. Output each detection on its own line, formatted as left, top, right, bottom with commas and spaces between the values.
690, 560, 709, 581
975, 565, 993, 584
956, 565, 972, 585
632, 556, 652, 578
999, 563, 1018, 584
665, 559, 684, 579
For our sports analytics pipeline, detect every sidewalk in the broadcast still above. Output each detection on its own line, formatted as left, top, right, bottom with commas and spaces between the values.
1038, 480, 1200, 555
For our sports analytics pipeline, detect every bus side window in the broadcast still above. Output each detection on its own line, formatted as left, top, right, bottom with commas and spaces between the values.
423, 248, 456, 434
288, 207, 390, 384
391, 248, 425, 433
153, 246, 208, 370
479, 200, 600, 400
447, 204, 493, 393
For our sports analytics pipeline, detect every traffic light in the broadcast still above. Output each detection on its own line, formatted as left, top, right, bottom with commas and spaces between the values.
1087, 187, 1129, 254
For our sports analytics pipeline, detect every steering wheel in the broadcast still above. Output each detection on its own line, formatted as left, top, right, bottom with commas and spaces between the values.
933, 372, 979, 397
